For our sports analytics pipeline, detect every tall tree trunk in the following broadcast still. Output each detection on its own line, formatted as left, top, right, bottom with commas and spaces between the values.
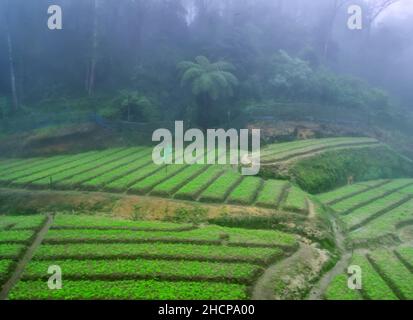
5, 9, 18, 112
87, 0, 99, 97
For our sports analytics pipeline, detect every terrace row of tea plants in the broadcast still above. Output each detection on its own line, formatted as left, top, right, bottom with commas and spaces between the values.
0, 147, 315, 214
1, 214, 299, 300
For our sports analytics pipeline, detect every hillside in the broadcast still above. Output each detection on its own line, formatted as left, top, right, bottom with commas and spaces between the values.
258, 137, 413, 193
0, 147, 319, 215
0, 141, 338, 300
319, 179, 413, 248
1, 139, 413, 300
0, 210, 333, 300
318, 179, 413, 300
2, 0, 413, 304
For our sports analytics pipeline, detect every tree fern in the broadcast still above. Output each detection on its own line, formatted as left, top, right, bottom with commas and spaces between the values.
178, 56, 238, 101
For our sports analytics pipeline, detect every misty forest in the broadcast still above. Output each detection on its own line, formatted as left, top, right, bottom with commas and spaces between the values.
0, 0, 412, 136
1, 0, 413, 301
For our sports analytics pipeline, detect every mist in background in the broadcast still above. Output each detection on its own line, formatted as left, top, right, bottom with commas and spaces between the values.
0, 0, 412, 122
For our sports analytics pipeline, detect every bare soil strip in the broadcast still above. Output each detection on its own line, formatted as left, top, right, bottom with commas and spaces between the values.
0, 214, 54, 300
307, 199, 316, 219
251, 245, 304, 300
276, 183, 291, 209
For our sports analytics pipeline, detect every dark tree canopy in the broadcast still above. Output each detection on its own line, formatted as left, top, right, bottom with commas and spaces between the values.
0, 0, 411, 128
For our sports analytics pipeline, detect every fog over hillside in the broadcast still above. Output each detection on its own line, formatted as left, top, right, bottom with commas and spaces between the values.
1, 1, 413, 304
0, 0, 412, 116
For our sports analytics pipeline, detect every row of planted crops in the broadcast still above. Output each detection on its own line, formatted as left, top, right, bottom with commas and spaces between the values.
2, 138, 412, 300
259, 137, 380, 164
326, 248, 413, 300
319, 178, 413, 300
318, 178, 413, 244
0, 214, 298, 300
0, 147, 312, 214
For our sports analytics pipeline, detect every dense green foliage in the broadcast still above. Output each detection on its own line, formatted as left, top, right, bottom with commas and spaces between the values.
342, 185, 413, 230
350, 198, 413, 242
368, 250, 413, 299
2, 0, 412, 138
9, 279, 248, 300
0, 215, 46, 230
52, 215, 192, 231
0, 231, 35, 244
0, 259, 14, 284
289, 147, 413, 194
175, 166, 224, 200
255, 180, 287, 208
317, 183, 373, 204
0, 244, 26, 259
1, 0, 413, 302
330, 179, 410, 213
396, 248, 413, 271
44, 225, 296, 248
283, 186, 308, 214
325, 274, 361, 300
325, 253, 398, 300
351, 254, 398, 300
260, 137, 378, 163
1, 213, 297, 300
199, 170, 242, 203
178, 56, 238, 128
318, 179, 413, 246
227, 177, 263, 205
22, 259, 261, 284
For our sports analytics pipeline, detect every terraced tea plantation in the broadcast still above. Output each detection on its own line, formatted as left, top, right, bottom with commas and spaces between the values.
325, 248, 413, 300
259, 137, 380, 164
0, 147, 315, 214
1, 138, 413, 300
318, 179, 413, 246
1, 214, 298, 300
319, 179, 413, 301
0, 215, 47, 286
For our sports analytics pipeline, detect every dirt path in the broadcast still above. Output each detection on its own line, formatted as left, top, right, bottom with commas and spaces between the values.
0, 213, 54, 300
251, 246, 305, 300
252, 243, 329, 300
307, 218, 350, 300
307, 199, 316, 219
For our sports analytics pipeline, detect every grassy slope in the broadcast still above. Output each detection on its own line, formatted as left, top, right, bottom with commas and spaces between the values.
261, 145, 413, 194
5, 137, 411, 300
